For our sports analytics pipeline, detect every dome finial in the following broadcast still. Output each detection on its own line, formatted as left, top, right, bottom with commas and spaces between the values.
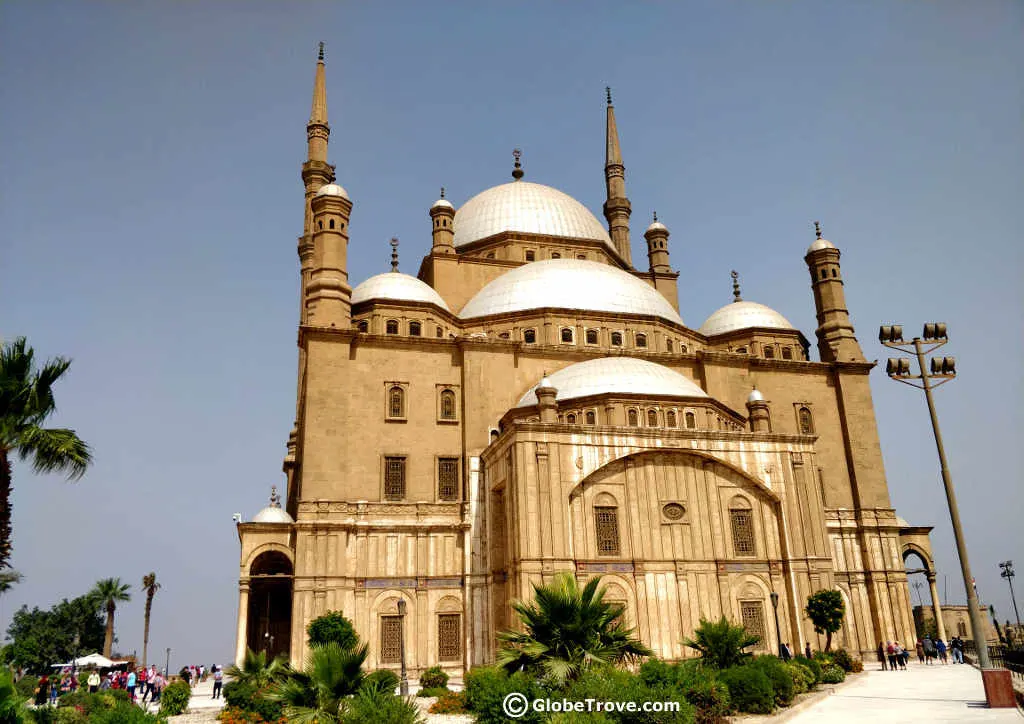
512, 148, 524, 180
318, 41, 325, 61
440, 186, 445, 199
814, 220, 822, 240
652, 210, 658, 222
731, 270, 742, 302
390, 237, 400, 272
606, 86, 612, 106
269, 485, 281, 508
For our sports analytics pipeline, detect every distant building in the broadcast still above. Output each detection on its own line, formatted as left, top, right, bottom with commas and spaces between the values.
913, 604, 998, 644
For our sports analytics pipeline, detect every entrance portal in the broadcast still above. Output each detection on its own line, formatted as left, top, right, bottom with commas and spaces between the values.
247, 551, 293, 660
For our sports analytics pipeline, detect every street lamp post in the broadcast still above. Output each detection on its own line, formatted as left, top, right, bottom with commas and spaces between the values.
165, 648, 171, 677
999, 561, 1021, 629
397, 600, 409, 696
769, 592, 783, 658
880, 323, 990, 669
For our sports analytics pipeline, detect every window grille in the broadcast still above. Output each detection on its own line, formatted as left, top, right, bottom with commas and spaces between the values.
782, 347, 793, 360
636, 334, 647, 348
740, 601, 766, 644
435, 326, 443, 338
798, 407, 814, 434
523, 329, 536, 344
561, 328, 574, 343
438, 614, 461, 661
409, 321, 421, 337
386, 320, 399, 334
666, 339, 673, 352
384, 457, 406, 500
627, 409, 639, 426
551, 252, 561, 259
380, 616, 402, 663
666, 411, 677, 427
440, 390, 456, 420
566, 413, 576, 425
585, 410, 596, 425
647, 409, 658, 426
764, 346, 775, 359
731, 509, 755, 556
611, 332, 623, 346
595, 506, 620, 556
685, 412, 696, 429
525, 250, 535, 261
438, 458, 459, 501
357, 320, 368, 333
585, 329, 598, 344
389, 387, 405, 418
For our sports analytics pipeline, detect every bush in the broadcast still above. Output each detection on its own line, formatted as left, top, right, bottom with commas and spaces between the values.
338, 686, 423, 724
27, 707, 57, 724
565, 667, 695, 723
719, 666, 774, 714
159, 680, 192, 716
14, 675, 38, 700
684, 617, 759, 670
54, 709, 86, 724
783, 663, 809, 695
749, 656, 795, 706
363, 669, 400, 694
428, 690, 467, 714
639, 659, 729, 723
90, 704, 162, 724
222, 680, 283, 722
793, 655, 821, 683
307, 611, 359, 650
831, 649, 854, 672
550, 713, 615, 723
819, 665, 845, 684
850, 658, 863, 673
418, 665, 449, 690
416, 686, 448, 698
464, 667, 548, 724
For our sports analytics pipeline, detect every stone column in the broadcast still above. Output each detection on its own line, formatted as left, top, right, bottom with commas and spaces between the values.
927, 573, 947, 642
235, 582, 250, 666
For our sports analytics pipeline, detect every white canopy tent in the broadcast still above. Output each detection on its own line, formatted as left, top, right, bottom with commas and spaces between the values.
51, 653, 117, 668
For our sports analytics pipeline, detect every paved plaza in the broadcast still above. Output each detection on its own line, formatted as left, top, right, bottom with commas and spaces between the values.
788, 662, 1022, 723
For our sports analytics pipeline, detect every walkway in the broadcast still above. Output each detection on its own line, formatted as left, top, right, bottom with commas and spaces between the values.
787, 662, 1021, 723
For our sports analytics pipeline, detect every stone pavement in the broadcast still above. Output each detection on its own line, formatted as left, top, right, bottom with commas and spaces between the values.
787, 661, 1022, 723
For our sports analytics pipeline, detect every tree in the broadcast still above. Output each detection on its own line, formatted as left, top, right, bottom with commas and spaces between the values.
0, 570, 22, 595
805, 589, 845, 652
141, 572, 161, 667
5, 593, 104, 673
269, 641, 369, 723
226, 648, 289, 690
496, 572, 652, 687
0, 337, 92, 569
307, 611, 359, 650
683, 615, 761, 669
92, 578, 131, 658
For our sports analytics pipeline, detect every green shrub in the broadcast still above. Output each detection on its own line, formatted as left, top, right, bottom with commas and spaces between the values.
793, 655, 821, 683
684, 617, 759, 669
819, 665, 845, 684
338, 686, 423, 724
832, 649, 854, 672
27, 706, 57, 724
464, 666, 548, 724
307, 610, 359, 650
418, 665, 449, 690
90, 704, 163, 724
416, 686, 447, 698
54, 709, 86, 724
638, 659, 729, 723
564, 667, 695, 724
638, 659, 677, 689
719, 666, 774, 714
159, 680, 192, 716
14, 675, 38, 700
550, 713, 615, 723
221, 680, 283, 722
785, 662, 814, 694
428, 690, 466, 714
749, 656, 795, 706
362, 669, 400, 694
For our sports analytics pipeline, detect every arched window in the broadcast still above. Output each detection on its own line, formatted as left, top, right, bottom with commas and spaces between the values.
523, 329, 536, 344
730, 498, 755, 557
357, 320, 369, 333
764, 346, 775, 359
831, 268, 838, 278
798, 406, 814, 434
566, 413, 577, 425
388, 387, 405, 419
318, 220, 323, 230
576, 254, 586, 260
408, 321, 421, 337
666, 339, 673, 352
499, 332, 510, 339
736, 347, 747, 354
385, 319, 399, 335
647, 409, 658, 426
439, 389, 456, 420
594, 505, 620, 556
486, 252, 495, 259
820, 268, 828, 280
329, 219, 335, 229
585, 410, 596, 425
611, 332, 623, 346
561, 328, 574, 344
957, 620, 967, 638
685, 411, 696, 429
551, 252, 561, 259
525, 250, 535, 261
435, 326, 443, 338
627, 409, 639, 426
680, 345, 688, 353
782, 347, 793, 360
636, 333, 648, 348
585, 329, 598, 345
666, 410, 677, 427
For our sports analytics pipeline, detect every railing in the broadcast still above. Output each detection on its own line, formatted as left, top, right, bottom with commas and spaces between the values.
963, 641, 1024, 678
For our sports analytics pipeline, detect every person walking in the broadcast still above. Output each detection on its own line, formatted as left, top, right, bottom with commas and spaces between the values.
922, 635, 936, 664
886, 641, 897, 671
212, 666, 223, 699
951, 636, 964, 663
181, 667, 191, 688
804, 642, 812, 659
126, 668, 137, 703
87, 670, 100, 694
894, 641, 908, 669
936, 638, 948, 663
915, 639, 925, 664
877, 642, 888, 671
34, 676, 49, 706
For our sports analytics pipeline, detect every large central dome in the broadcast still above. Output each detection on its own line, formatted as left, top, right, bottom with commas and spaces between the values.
460, 259, 685, 325
453, 181, 613, 249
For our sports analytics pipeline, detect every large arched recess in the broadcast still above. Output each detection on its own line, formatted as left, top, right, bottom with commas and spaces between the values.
247, 551, 293, 660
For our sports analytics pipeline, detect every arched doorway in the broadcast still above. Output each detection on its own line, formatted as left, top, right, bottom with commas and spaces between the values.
903, 546, 945, 643
247, 551, 293, 660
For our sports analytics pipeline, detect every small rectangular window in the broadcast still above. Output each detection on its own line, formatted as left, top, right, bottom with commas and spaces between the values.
740, 601, 766, 645
438, 457, 459, 501
380, 616, 402, 663
731, 509, 755, 556
384, 457, 406, 500
585, 329, 598, 345
438, 614, 461, 661
611, 332, 623, 346
523, 329, 536, 344
525, 250, 535, 261
595, 507, 620, 556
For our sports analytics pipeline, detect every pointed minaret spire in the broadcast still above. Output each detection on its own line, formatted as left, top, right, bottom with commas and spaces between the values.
603, 87, 633, 266
512, 148, 524, 180
307, 42, 330, 163
731, 270, 743, 302
390, 237, 400, 272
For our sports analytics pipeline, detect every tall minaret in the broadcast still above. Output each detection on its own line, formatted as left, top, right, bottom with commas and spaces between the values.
603, 87, 633, 266
805, 221, 865, 362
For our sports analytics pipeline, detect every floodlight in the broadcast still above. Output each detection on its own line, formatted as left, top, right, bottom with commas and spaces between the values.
922, 323, 948, 341
930, 357, 956, 376
879, 325, 904, 343
886, 358, 911, 377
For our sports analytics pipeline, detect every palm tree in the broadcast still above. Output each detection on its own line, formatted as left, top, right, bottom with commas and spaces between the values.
0, 569, 22, 594
141, 572, 161, 667
92, 577, 131, 657
226, 648, 289, 689
496, 572, 652, 686
268, 642, 369, 723
0, 337, 92, 569
683, 616, 760, 669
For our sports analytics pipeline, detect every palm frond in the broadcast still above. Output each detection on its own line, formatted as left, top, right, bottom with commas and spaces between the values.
16, 426, 91, 479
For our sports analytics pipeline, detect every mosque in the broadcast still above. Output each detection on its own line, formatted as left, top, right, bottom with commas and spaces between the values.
234, 46, 939, 678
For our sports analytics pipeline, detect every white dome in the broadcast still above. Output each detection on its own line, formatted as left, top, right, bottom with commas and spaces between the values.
431, 198, 454, 211
747, 388, 765, 403
315, 183, 349, 200
252, 506, 294, 524
517, 357, 707, 407
453, 181, 613, 249
645, 220, 668, 234
352, 273, 451, 312
460, 259, 684, 325
807, 237, 836, 253
699, 301, 794, 337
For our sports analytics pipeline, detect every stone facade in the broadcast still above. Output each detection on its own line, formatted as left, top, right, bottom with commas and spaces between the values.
913, 604, 999, 644
234, 49, 923, 678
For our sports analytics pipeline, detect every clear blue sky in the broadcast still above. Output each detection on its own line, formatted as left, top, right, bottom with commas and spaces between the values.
1, 2, 1021, 665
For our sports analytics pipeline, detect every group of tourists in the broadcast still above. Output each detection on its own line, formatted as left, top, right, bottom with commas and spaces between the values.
878, 635, 967, 670
180, 663, 224, 698
32, 665, 169, 706
779, 642, 814, 661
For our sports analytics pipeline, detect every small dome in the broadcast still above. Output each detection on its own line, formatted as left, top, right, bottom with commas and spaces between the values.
252, 506, 294, 524
747, 388, 765, 404
700, 300, 794, 337
517, 357, 707, 407
453, 181, 613, 249
460, 259, 684, 325
352, 273, 451, 312
431, 198, 454, 211
645, 220, 668, 234
315, 183, 350, 200
538, 375, 555, 390
807, 237, 836, 253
